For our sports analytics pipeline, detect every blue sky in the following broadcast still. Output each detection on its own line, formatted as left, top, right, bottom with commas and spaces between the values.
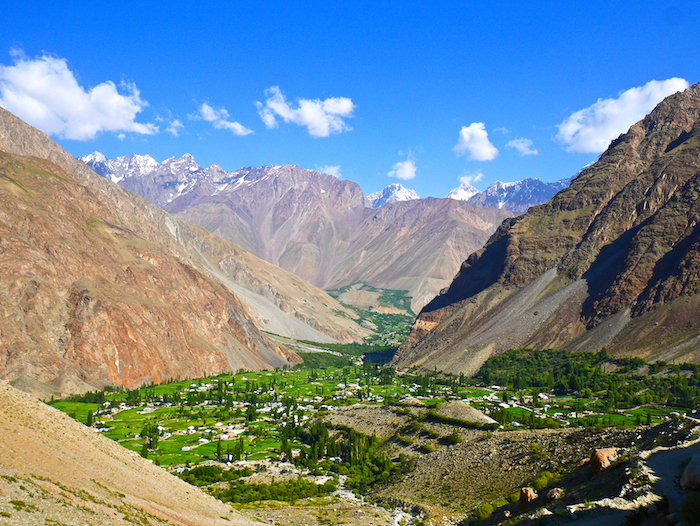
1, 1, 698, 198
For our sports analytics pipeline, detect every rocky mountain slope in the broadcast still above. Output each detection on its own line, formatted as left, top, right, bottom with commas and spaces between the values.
0, 107, 371, 397
69, 153, 369, 345
0, 380, 257, 525
367, 183, 419, 208
395, 82, 700, 373
0, 149, 295, 396
447, 177, 572, 213
81, 157, 513, 312
327, 198, 514, 311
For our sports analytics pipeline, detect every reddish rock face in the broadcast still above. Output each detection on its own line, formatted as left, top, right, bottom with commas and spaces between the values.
590, 448, 617, 475
0, 151, 296, 396
0, 106, 371, 397
519, 487, 538, 511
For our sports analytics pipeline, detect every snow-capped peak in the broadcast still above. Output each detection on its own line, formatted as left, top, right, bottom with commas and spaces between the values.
125, 154, 159, 175
81, 151, 108, 164
446, 181, 480, 201
368, 183, 419, 208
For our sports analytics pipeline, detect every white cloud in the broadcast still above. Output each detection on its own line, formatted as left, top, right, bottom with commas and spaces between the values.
255, 86, 354, 138
507, 138, 538, 156
192, 102, 252, 136
557, 78, 689, 154
166, 119, 184, 137
460, 171, 484, 185
388, 158, 417, 181
453, 122, 499, 161
318, 165, 342, 178
0, 52, 157, 140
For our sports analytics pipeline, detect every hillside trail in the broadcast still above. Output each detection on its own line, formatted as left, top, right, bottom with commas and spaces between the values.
644, 432, 700, 513
570, 418, 700, 526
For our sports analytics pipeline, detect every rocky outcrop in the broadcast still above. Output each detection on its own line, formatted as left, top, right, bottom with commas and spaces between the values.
394, 83, 700, 373
519, 487, 538, 510
680, 453, 700, 490
546, 487, 564, 501
590, 448, 617, 475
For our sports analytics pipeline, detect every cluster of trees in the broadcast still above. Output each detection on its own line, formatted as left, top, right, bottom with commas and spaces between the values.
212, 477, 337, 504
179, 465, 253, 486
140, 422, 160, 449
478, 348, 700, 409
274, 413, 415, 491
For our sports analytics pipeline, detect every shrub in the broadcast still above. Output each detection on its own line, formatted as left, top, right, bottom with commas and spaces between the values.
532, 471, 557, 491
474, 503, 494, 521
529, 443, 544, 459
442, 431, 463, 445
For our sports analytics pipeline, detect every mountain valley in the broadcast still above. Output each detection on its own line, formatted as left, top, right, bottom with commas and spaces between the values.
1, 71, 700, 526
3, 4, 700, 526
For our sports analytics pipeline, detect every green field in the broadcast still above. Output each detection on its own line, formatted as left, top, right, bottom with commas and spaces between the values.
46, 342, 699, 509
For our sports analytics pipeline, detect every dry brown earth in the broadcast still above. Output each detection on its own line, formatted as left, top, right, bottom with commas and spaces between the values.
0, 380, 259, 526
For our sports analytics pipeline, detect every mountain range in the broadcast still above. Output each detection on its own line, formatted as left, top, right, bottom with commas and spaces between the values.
394, 82, 700, 374
80, 157, 516, 312
446, 177, 572, 213
86, 151, 572, 216
0, 106, 371, 397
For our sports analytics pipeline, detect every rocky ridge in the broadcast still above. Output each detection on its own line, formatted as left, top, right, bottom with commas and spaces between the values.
395, 82, 700, 373
367, 183, 419, 208
447, 177, 573, 213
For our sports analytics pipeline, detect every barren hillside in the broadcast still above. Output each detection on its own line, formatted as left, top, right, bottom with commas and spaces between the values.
0, 380, 258, 526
